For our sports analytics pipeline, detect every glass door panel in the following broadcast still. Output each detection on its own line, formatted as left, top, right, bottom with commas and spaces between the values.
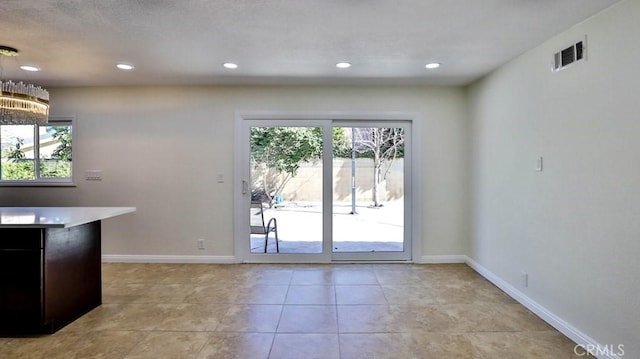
249, 126, 323, 254
331, 125, 410, 261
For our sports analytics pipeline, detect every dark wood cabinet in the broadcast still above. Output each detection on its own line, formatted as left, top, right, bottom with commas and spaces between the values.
0, 221, 101, 334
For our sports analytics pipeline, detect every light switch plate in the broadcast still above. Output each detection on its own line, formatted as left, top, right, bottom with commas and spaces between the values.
85, 170, 103, 181
536, 157, 543, 172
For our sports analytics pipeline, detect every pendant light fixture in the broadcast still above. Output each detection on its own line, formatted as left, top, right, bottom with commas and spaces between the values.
0, 45, 49, 126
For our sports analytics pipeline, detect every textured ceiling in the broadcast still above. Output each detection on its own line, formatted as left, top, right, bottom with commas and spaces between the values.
0, 0, 622, 87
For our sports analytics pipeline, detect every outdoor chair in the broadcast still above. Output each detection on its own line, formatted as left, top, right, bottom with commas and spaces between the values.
250, 201, 279, 253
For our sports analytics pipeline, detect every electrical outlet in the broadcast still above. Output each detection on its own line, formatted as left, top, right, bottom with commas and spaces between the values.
197, 239, 205, 250
522, 272, 529, 287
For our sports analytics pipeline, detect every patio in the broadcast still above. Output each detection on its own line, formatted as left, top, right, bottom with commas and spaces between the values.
250, 200, 404, 254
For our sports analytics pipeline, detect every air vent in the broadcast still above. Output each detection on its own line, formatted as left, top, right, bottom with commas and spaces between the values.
552, 37, 587, 72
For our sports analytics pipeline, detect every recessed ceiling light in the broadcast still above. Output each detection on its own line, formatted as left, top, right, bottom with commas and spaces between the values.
116, 63, 135, 70
223, 62, 238, 69
425, 62, 441, 69
20, 65, 40, 72
336, 62, 351, 69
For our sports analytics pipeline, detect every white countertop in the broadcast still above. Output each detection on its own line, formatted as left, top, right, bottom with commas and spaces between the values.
0, 207, 136, 228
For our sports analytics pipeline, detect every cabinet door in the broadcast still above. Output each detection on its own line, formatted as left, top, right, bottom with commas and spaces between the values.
0, 232, 44, 333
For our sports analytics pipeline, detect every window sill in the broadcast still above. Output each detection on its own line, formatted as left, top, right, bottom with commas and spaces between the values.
0, 182, 77, 187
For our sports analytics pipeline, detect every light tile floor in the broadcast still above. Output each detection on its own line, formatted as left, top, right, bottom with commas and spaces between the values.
0, 263, 592, 358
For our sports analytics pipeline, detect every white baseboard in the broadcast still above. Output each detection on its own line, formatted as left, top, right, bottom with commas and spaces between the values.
418, 255, 468, 264
465, 256, 620, 359
103, 254, 464, 265
102, 254, 236, 264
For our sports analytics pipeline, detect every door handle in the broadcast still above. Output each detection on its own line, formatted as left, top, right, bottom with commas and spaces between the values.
242, 180, 249, 195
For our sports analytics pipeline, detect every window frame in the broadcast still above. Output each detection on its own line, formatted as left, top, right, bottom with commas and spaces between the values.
0, 116, 76, 187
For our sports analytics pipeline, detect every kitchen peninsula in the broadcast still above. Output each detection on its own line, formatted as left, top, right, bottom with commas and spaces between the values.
0, 207, 135, 334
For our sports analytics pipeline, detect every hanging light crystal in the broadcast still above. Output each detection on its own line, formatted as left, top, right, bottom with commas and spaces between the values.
0, 46, 49, 126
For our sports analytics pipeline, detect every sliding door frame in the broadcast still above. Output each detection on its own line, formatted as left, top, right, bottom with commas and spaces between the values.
233, 111, 423, 263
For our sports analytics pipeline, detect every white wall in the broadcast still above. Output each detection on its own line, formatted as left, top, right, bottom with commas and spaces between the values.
0, 85, 469, 259
468, 0, 639, 356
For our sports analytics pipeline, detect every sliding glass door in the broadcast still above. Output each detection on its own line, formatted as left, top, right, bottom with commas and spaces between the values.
236, 117, 412, 262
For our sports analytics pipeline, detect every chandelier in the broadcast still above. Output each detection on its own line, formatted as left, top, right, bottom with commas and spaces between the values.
0, 45, 49, 126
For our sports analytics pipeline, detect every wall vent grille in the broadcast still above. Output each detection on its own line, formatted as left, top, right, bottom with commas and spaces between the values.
552, 37, 587, 72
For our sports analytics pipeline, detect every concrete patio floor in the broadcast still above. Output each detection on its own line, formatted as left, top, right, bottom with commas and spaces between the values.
250, 200, 404, 254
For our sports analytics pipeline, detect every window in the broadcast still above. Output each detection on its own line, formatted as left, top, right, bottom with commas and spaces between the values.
0, 117, 74, 185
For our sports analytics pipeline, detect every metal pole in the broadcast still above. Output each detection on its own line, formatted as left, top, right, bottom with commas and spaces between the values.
351, 127, 357, 215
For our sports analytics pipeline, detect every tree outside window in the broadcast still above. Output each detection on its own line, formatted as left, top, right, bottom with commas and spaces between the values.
250, 126, 404, 207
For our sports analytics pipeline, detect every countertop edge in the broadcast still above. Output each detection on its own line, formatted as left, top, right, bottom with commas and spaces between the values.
0, 207, 137, 228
